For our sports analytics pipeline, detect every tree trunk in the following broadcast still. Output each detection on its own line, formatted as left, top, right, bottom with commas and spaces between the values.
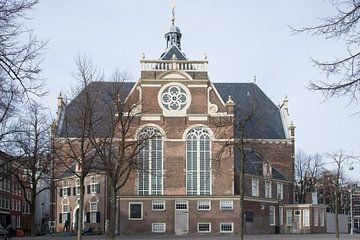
239, 144, 245, 240
106, 180, 117, 240
30, 190, 37, 236
77, 179, 85, 240
335, 185, 339, 240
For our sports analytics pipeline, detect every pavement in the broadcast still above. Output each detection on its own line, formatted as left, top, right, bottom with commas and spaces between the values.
10, 233, 360, 240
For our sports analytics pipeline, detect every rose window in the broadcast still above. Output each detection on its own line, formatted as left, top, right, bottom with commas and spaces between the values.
161, 85, 188, 111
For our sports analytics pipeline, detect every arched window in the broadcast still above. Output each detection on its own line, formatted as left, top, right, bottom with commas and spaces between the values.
186, 127, 211, 195
138, 127, 163, 195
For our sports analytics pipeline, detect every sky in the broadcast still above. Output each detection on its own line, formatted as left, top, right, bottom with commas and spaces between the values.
26, 0, 359, 179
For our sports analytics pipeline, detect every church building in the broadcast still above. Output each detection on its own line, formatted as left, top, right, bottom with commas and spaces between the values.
53, 8, 296, 235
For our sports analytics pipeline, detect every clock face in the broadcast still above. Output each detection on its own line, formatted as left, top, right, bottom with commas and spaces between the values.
160, 85, 188, 111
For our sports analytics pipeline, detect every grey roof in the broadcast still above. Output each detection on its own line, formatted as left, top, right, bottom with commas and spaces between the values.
57, 82, 285, 140
58, 82, 134, 138
235, 150, 288, 181
214, 83, 286, 139
160, 45, 187, 60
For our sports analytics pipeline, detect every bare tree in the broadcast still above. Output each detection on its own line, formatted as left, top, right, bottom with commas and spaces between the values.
10, 101, 52, 236
212, 89, 262, 240
53, 56, 103, 240
0, 0, 46, 146
295, 150, 324, 203
88, 71, 151, 239
322, 150, 359, 240
292, 1, 360, 106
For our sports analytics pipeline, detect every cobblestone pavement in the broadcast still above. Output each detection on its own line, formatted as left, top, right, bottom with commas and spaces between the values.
12, 234, 360, 240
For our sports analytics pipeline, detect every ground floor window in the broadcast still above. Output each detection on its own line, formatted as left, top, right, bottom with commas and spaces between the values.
320, 209, 325, 226
269, 206, 275, 226
220, 222, 233, 233
152, 223, 166, 233
129, 202, 143, 220
245, 211, 254, 222
197, 200, 211, 211
197, 222, 211, 233
279, 206, 284, 225
16, 215, 20, 228
152, 200, 165, 211
286, 210, 293, 226
314, 208, 319, 227
303, 209, 310, 227
175, 200, 188, 210
220, 200, 233, 211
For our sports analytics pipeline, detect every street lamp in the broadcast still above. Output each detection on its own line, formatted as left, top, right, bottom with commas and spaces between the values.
348, 161, 354, 235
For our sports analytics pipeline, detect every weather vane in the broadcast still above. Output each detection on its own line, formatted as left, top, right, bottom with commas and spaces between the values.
171, 1, 176, 26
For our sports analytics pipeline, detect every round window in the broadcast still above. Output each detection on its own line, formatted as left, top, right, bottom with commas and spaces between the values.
160, 85, 188, 111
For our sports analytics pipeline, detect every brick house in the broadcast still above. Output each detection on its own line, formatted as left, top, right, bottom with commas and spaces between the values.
0, 151, 29, 233
53, 12, 296, 235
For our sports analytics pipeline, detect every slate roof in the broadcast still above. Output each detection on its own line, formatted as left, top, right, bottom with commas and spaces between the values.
160, 45, 187, 60
57, 82, 285, 140
214, 83, 286, 139
58, 82, 134, 138
235, 150, 288, 181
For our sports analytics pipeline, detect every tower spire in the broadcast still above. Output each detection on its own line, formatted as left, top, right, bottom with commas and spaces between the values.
160, 1, 187, 60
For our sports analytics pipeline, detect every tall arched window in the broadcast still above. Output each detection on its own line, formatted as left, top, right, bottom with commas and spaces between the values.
186, 127, 211, 195
138, 127, 163, 195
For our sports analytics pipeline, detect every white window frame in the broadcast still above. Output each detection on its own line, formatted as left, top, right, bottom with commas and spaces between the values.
152, 200, 165, 211
152, 223, 166, 233
175, 200, 188, 210
197, 222, 211, 233
197, 200, 211, 211
269, 206, 276, 226
303, 209, 310, 227
90, 175, 97, 184
279, 206, 284, 225
138, 127, 163, 195
90, 201, 98, 223
320, 209, 325, 227
129, 202, 143, 220
251, 178, 259, 197
265, 180, 272, 198
314, 208, 319, 227
16, 215, 20, 228
62, 204, 69, 224
186, 127, 212, 195
277, 182, 283, 200
220, 200, 233, 211
286, 210, 293, 226
220, 222, 233, 233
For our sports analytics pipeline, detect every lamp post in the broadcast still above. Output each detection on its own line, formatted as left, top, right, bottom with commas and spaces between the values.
348, 160, 354, 235
349, 186, 354, 235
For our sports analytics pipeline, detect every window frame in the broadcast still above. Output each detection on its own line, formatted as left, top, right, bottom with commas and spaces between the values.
186, 127, 212, 195
220, 222, 233, 233
197, 200, 211, 211
303, 209, 310, 227
197, 222, 211, 233
152, 223, 166, 233
152, 200, 165, 211
269, 206, 276, 226
251, 178, 259, 197
276, 182, 284, 200
286, 210, 293, 226
279, 206, 284, 225
138, 127, 163, 196
220, 200, 234, 211
314, 208, 319, 227
129, 202, 143, 220
264, 180, 272, 198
